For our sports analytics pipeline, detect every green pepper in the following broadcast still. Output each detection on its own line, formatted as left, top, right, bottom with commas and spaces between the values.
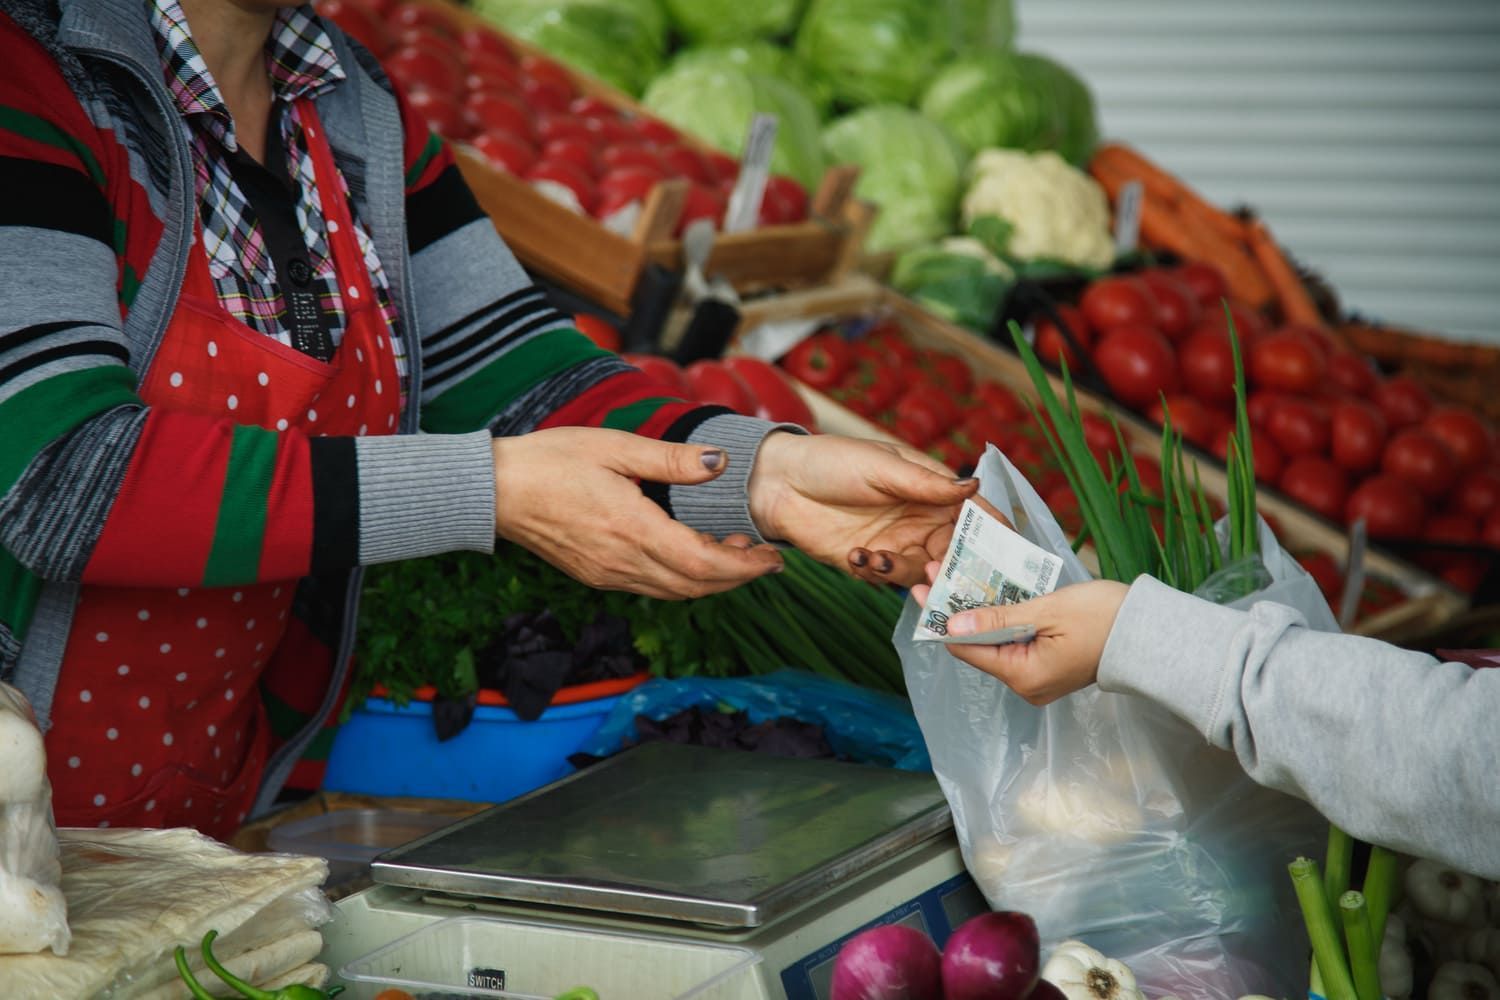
174, 930, 345, 1000
553, 990, 600, 1000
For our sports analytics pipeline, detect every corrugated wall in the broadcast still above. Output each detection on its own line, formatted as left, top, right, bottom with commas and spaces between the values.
1014, 0, 1500, 344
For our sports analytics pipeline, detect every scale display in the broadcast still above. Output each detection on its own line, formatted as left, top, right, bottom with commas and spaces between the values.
372, 742, 952, 929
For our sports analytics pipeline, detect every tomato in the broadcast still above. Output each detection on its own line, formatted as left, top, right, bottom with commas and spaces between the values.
526, 159, 597, 214
701, 150, 740, 183
894, 384, 959, 444
595, 166, 663, 218
760, 175, 810, 225
1081, 411, 1121, 459
468, 130, 534, 176
1140, 270, 1202, 341
394, 25, 462, 67
1212, 424, 1285, 484
1427, 513, 1479, 544
539, 138, 597, 178
1178, 326, 1241, 408
927, 436, 969, 472
1249, 329, 1326, 394
318, 0, 392, 55
1046, 481, 1083, 535
1296, 551, 1344, 606
1125, 455, 1164, 498
960, 410, 1012, 454
599, 143, 665, 175
781, 332, 851, 390
620, 353, 688, 396
1246, 390, 1284, 429
1080, 276, 1159, 332
630, 116, 681, 146
521, 76, 572, 115
1381, 427, 1457, 498
655, 144, 712, 184
385, 45, 463, 99
684, 360, 755, 415
1173, 262, 1229, 309
1033, 304, 1093, 371
1198, 298, 1267, 344
1329, 400, 1388, 473
1423, 406, 1494, 472
1371, 375, 1431, 429
392, 3, 455, 35
458, 25, 514, 66
462, 92, 533, 141
535, 115, 593, 146
1279, 457, 1349, 521
674, 183, 725, 236
520, 55, 576, 98
374, 988, 418, 1000
1453, 469, 1500, 520
837, 363, 901, 414
1346, 475, 1425, 538
1484, 508, 1500, 549
463, 60, 522, 98
1266, 398, 1330, 458
572, 313, 620, 352
1092, 325, 1179, 409
1435, 553, 1490, 594
722, 357, 818, 428
920, 352, 973, 396
405, 86, 465, 139
1325, 352, 1380, 398
972, 380, 1028, 423
1148, 393, 1225, 450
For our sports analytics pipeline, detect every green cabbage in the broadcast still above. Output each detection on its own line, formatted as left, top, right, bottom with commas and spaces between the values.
471, 0, 664, 95
795, 0, 948, 107
661, 0, 805, 45
919, 52, 1098, 164
821, 106, 968, 253
891, 237, 1014, 332
642, 63, 827, 188
943, 0, 1016, 54
667, 43, 833, 118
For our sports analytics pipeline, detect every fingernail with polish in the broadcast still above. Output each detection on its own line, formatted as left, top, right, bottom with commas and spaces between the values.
850, 550, 868, 568
948, 614, 975, 636
700, 449, 725, 471
875, 555, 893, 574
953, 476, 978, 485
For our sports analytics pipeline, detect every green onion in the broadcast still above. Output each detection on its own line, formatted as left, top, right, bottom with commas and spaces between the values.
1290, 857, 1356, 1000
1339, 891, 1382, 1000
1324, 825, 1354, 922
1362, 845, 1398, 945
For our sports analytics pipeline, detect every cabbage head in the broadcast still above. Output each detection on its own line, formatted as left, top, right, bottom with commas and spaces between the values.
891, 236, 1014, 332
941, 0, 1016, 54
919, 51, 1097, 164
795, 0, 947, 107
821, 106, 968, 253
643, 63, 827, 188
471, 0, 664, 95
668, 43, 833, 118
661, 0, 805, 45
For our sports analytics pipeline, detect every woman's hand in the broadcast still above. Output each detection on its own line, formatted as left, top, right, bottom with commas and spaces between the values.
747, 433, 979, 586
493, 427, 784, 599
911, 566, 1131, 704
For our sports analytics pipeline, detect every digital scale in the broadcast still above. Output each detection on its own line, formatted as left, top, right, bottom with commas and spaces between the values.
319, 742, 987, 999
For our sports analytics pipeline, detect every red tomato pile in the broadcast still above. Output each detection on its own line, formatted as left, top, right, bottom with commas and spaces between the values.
619, 354, 817, 429
313, 0, 810, 233
1031, 265, 1500, 593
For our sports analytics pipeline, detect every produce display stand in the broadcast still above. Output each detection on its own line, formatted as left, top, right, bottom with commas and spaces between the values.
732, 276, 1470, 641
412, 0, 874, 319
1337, 318, 1500, 425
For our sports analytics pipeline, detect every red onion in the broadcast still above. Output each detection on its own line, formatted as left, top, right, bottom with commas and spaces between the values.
940, 911, 1041, 1000
830, 924, 943, 1000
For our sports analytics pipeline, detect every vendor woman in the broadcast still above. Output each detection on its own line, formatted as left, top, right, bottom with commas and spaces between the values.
0, 0, 975, 838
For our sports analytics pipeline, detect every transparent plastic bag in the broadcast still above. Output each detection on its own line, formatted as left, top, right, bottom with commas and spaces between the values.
0, 681, 69, 956
896, 447, 1326, 997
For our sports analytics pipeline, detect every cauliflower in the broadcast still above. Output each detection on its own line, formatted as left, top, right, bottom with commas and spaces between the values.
961, 148, 1114, 270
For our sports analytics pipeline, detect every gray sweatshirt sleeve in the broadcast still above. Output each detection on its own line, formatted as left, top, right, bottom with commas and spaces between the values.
1097, 575, 1500, 879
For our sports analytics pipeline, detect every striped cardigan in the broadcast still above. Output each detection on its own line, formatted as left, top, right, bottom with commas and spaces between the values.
0, 0, 774, 811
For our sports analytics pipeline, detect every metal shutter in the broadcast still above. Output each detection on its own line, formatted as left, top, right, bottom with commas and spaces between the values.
1013, 0, 1500, 344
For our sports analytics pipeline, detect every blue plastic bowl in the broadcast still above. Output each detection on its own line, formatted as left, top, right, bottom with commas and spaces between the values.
322, 691, 628, 803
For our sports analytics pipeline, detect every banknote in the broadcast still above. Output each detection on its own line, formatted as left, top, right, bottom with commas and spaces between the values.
914, 499, 1063, 643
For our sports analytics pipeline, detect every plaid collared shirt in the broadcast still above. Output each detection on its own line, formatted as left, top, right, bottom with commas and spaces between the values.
149, 0, 406, 376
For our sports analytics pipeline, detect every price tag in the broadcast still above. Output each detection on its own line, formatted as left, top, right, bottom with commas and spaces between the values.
1339, 518, 1368, 630
1114, 179, 1143, 254
736, 317, 823, 362
723, 113, 778, 234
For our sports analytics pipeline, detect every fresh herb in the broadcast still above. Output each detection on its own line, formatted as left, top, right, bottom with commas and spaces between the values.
353, 544, 908, 711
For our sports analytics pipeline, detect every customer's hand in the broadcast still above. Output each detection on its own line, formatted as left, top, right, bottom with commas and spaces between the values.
493, 427, 784, 599
747, 433, 979, 587
911, 567, 1131, 704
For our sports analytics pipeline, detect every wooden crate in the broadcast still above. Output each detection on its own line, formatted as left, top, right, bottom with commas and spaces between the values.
734, 277, 1470, 641
412, 0, 873, 317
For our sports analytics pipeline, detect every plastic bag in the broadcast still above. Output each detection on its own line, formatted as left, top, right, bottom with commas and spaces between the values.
897, 447, 1326, 997
0, 681, 69, 956
575, 668, 931, 771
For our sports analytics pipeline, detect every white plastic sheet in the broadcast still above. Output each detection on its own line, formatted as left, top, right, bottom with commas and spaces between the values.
897, 447, 1327, 997
0, 681, 69, 956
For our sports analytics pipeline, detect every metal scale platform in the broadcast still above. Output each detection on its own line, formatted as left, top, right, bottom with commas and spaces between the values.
320, 742, 986, 1000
